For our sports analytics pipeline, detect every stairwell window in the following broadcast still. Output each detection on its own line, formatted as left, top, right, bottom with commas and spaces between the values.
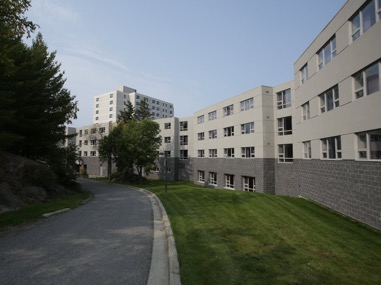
277, 89, 291, 109
353, 61, 380, 99
180, 150, 188, 160
320, 85, 339, 113
180, 121, 188, 131
180, 135, 188, 145
321, 136, 342, 159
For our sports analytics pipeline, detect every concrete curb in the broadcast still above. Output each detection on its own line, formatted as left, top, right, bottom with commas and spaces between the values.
42, 208, 70, 218
137, 188, 181, 285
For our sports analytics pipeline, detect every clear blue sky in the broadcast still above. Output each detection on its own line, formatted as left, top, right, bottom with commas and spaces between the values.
27, 0, 346, 127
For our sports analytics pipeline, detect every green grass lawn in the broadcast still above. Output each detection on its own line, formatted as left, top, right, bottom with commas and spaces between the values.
0, 191, 92, 230
139, 180, 381, 285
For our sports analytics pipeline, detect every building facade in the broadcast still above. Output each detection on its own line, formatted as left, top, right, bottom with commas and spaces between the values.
152, 0, 381, 230
93, 86, 174, 124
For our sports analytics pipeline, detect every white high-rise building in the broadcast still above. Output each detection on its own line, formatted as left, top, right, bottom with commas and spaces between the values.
93, 86, 174, 124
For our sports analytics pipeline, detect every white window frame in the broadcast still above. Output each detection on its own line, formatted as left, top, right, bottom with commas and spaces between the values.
198, 150, 205, 158
197, 115, 204, 124
317, 36, 336, 70
198, 171, 205, 182
223, 105, 234, 116
241, 122, 254, 134
242, 176, 255, 192
224, 126, 234, 137
357, 129, 381, 160
353, 61, 380, 99
180, 121, 188, 131
240, 98, 254, 111
197, 132, 205, 141
241, 147, 255, 158
321, 136, 342, 160
209, 172, 217, 185
224, 174, 235, 189
209, 129, 217, 139
164, 137, 171, 143
278, 144, 293, 163
276, 89, 291, 109
164, 122, 171, 129
302, 102, 310, 121
320, 85, 339, 113
209, 149, 217, 158
278, 117, 292, 136
180, 150, 188, 160
303, 141, 312, 159
351, 0, 379, 42
224, 148, 235, 158
208, 110, 217, 121
180, 135, 188, 146
300, 64, 308, 84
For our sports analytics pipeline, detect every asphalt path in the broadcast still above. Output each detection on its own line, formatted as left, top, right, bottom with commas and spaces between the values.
0, 179, 153, 285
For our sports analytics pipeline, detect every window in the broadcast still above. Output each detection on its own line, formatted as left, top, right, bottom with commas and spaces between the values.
164, 151, 171, 158
79, 140, 82, 147
241, 147, 255, 158
198, 150, 205, 158
357, 129, 381, 159
180, 135, 188, 145
83, 151, 88, 156
96, 104, 99, 108
209, 129, 217, 139
208, 110, 217, 121
109, 114, 113, 118
180, 150, 188, 160
110, 100, 113, 105
278, 144, 293, 163
225, 174, 235, 189
198, 171, 205, 182
110, 93, 113, 98
96, 97, 99, 102
353, 61, 380, 99
243, 176, 255, 192
84, 140, 88, 145
302, 102, 310, 121
304, 141, 312, 159
277, 89, 291, 109
84, 129, 88, 135
79, 130, 83, 137
317, 36, 336, 69
321, 136, 342, 159
90, 139, 96, 146
351, 0, 379, 42
240, 98, 254, 111
164, 122, 171, 129
241, 122, 254, 134
197, 115, 204, 124
180, 121, 188, 131
209, 149, 217, 158
224, 126, 234, 137
300, 64, 308, 84
96, 110, 99, 114
99, 127, 105, 133
95, 117, 99, 121
198, 132, 205, 140
152, 99, 155, 103
278, 117, 292, 135
224, 148, 235, 158
164, 137, 171, 143
320, 85, 339, 113
78, 151, 82, 157
209, 172, 217, 185
90, 151, 96, 157
91, 128, 96, 134
223, 104, 234, 116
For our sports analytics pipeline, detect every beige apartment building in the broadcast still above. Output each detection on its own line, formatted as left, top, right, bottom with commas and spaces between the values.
152, 0, 381, 230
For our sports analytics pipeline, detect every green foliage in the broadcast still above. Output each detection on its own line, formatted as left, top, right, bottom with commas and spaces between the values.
134, 99, 151, 121
117, 101, 135, 123
98, 118, 162, 183
0, 1, 78, 184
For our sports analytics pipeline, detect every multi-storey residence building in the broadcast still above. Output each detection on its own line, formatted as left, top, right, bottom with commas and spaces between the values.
93, 85, 174, 124
151, 0, 381, 230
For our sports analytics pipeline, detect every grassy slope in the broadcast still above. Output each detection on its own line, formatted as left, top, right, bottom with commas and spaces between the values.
141, 181, 381, 285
